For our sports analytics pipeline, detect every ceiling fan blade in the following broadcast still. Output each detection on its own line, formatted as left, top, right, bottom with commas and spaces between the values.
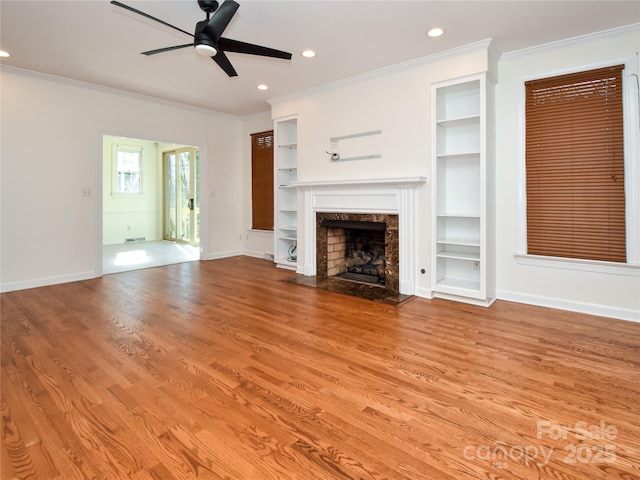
203, 0, 239, 42
218, 37, 292, 60
142, 44, 193, 56
212, 50, 238, 77
110, 1, 193, 38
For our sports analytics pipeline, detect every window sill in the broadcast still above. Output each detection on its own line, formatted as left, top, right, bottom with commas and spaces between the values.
515, 254, 639, 277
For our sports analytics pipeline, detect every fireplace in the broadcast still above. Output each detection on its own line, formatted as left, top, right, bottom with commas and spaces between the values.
295, 177, 426, 296
316, 212, 399, 293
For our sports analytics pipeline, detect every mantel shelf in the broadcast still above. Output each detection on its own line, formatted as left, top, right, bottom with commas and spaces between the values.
292, 177, 427, 189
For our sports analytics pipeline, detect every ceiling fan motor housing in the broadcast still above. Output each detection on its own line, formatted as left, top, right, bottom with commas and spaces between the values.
195, 20, 218, 55
198, 0, 219, 14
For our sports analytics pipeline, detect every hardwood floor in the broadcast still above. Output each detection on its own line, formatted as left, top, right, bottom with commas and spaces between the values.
2, 256, 639, 479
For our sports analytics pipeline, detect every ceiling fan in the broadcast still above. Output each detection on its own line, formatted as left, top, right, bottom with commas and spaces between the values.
111, 0, 292, 77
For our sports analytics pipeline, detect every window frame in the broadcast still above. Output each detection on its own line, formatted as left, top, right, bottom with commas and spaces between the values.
515, 56, 640, 276
112, 144, 144, 198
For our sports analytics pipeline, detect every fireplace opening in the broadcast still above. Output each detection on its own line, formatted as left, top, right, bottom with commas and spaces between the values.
324, 222, 386, 286
316, 213, 399, 293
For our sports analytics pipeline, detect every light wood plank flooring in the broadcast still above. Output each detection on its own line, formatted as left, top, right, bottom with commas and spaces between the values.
2, 256, 639, 479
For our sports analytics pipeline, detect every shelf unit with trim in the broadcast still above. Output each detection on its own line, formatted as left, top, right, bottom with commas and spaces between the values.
273, 115, 298, 270
431, 73, 495, 306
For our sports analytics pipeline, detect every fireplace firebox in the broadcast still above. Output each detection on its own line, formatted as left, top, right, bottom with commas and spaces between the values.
316, 212, 399, 293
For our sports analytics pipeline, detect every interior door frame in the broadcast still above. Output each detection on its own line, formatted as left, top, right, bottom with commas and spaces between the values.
95, 130, 207, 277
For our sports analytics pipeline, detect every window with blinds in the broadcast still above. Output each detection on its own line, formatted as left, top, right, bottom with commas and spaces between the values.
525, 64, 626, 263
251, 130, 274, 231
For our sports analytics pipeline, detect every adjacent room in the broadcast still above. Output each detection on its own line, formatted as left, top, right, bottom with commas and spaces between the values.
102, 135, 201, 274
1, 1, 639, 479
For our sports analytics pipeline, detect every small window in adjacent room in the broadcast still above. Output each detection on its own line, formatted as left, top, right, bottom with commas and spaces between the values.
251, 130, 274, 231
113, 145, 142, 195
523, 64, 638, 266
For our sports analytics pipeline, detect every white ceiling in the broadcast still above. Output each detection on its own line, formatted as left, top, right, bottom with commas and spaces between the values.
1, 1, 638, 117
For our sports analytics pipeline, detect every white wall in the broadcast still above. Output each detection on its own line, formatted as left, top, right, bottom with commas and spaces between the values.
0, 68, 243, 291
102, 135, 162, 245
495, 27, 640, 321
241, 112, 275, 259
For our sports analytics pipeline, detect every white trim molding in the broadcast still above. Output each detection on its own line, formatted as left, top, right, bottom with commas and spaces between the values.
294, 177, 427, 295
497, 288, 640, 324
1, 271, 96, 294
501, 23, 639, 60
1, 65, 239, 119
515, 254, 639, 277
269, 39, 493, 108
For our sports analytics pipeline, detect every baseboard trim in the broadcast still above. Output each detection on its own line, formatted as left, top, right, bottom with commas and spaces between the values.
242, 249, 274, 261
4, 264, 635, 323
414, 286, 433, 299
1, 271, 96, 293
204, 250, 242, 261
497, 289, 640, 323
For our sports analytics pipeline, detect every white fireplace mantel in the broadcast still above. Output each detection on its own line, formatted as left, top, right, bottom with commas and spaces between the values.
292, 176, 427, 295
292, 177, 427, 189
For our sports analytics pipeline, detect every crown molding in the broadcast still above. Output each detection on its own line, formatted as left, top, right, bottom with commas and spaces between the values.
268, 39, 493, 107
0, 65, 240, 120
501, 23, 639, 60
241, 109, 272, 121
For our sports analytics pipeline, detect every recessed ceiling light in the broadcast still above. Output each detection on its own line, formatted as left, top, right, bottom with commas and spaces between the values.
427, 28, 444, 38
257, 84, 268, 91
0, 50, 10, 58
301, 49, 316, 58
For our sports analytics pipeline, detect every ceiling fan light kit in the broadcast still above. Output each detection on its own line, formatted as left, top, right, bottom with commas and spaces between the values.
195, 43, 218, 57
111, 0, 292, 77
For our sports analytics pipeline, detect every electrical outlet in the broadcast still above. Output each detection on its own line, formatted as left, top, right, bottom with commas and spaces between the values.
81, 188, 92, 197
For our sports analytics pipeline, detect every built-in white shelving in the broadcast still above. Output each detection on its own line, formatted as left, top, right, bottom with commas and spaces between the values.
273, 115, 298, 270
431, 74, 494, 306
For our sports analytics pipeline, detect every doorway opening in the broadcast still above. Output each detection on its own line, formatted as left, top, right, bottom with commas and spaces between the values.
102, 135, 200, 275
163, 148, 200, 244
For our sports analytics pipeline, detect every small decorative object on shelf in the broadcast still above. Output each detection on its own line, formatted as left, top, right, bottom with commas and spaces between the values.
328, 129, 382, 162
